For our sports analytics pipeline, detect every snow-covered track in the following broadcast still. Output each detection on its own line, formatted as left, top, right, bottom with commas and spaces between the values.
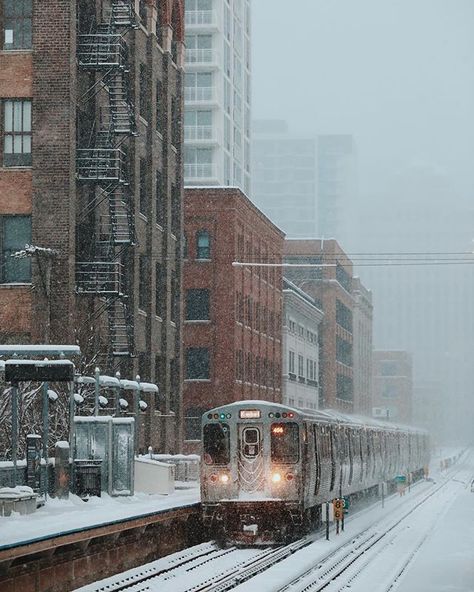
277, 460, 469, 592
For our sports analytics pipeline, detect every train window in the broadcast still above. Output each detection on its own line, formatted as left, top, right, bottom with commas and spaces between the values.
271, 422, 299, 463
242, 427, 260, 457
203, 423, 230, 465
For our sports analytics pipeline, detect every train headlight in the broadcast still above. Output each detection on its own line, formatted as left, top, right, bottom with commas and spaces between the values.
219, 473, 230, 484
271, 472, 282, 483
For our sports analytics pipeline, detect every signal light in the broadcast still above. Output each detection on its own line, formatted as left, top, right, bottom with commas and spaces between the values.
220, 413, 226, 419
209, 474, 218, 483
207, 414, 212, 419
286, 473, 294, 481
272, 425, 284, 435
226, 413, 231, 418
288, 412, 294, 418
213, 413, 219, 419
275, 412, 281, 418
271, 472, 282, 483
269, 412, 274, 418
282, 412, 287, 418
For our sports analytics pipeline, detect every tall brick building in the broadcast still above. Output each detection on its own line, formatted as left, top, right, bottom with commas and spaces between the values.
183, 187, 284, 452
0, 0, 184, 451
284, 239, 356, 413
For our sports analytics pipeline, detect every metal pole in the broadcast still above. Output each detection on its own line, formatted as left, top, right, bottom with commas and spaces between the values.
325, 501, 329, 541
382, 481, 385, 508
115, 371, 121, 417
94, 367, 100, 416
11, 382, 18, 487
134, 375, 140, 456
42, 381, 49, 499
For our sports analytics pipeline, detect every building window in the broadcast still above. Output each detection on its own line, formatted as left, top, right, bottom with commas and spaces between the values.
1, 0, 32, 50
336, 299, 353, 333
185, 406, 206, 440
236, 350, 243, 380
196, 230, 210, 259
183, 234, 188, 259
139, 158, 148, 215
288, 350, 295, 375
1, 215, 31, 283
139, 254, 148, 310
156, 79, 164, 134
155, 262, 166, 318
3, 100, 31, 167
186, 289, 210, 320
298, 354, 304, 378
186, 347, 210, 379
171, 96, 181, 147
156, 170, 165, 226
139, 64, 149, 121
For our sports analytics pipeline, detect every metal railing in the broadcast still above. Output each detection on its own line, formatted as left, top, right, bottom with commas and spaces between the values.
78, 34, 128, 69
184, 163, 216, 179
185, 10, 217, 26
185, 48, 218, 65
184, 86, 214, 102
76, 261, 123, 295
76, 148, 127, 183
184, 125, 215, 141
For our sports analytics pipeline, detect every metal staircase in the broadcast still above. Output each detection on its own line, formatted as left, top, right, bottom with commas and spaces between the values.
76, 1, 137, 362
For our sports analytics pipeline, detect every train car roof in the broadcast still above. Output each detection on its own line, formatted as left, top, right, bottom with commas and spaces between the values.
205, 400, 428, 435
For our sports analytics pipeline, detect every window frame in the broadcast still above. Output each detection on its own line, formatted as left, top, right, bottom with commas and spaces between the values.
196, 230, 211, 259
0, 215, 32, 284
2, 99, 32, 167
186, 346, 210, 380
1, 0, 32, 51
186, 288, 210, 321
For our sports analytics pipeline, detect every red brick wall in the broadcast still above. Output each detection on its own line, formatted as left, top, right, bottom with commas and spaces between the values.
0, 286, 32, 337
0, 171, 32, 214
0, 52, 32, 97
183, 188, 285, 451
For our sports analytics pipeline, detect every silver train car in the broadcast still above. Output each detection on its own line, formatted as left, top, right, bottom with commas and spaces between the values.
201, 400, 430, 545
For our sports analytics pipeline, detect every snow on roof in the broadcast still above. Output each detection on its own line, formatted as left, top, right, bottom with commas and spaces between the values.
99, 375, 121, 388
5, 359, 74, 367
139, 382, 159, 393
120, 379, 139, 390
0, 345, 80, 356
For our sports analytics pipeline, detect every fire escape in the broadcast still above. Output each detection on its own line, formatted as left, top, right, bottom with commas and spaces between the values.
76, 1, 137, 360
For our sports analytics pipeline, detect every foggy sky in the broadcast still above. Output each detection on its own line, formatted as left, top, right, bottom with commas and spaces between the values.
252, 0, 474, 198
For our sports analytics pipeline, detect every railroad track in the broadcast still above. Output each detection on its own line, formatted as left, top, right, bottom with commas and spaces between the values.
76, 538, 311, 592
274, 454, 471, 592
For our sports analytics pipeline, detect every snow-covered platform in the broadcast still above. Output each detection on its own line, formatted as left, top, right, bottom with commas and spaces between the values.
0, 485, 202, 592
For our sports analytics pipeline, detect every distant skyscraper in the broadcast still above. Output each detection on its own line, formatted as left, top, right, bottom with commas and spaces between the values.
317, 134, 356, 243
184, 0, 251, 194
252, 120, 318, 237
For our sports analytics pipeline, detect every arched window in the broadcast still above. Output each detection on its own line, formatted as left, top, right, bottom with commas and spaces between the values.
196, 230, 210, 259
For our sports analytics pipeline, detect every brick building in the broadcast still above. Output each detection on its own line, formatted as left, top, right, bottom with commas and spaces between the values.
373, 350, 413, 424
183, 187, 284, 451
0, 0, 184, 452
284, 239, 355, 413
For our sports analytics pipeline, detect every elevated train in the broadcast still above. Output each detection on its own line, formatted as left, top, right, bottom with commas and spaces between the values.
201, 400, 430, 545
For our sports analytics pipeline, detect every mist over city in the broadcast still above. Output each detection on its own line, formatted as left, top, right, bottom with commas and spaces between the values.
252, 0, 474, 445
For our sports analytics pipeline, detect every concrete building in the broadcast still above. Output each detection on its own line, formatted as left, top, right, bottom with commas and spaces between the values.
282, 278, 323, 411
0, 0, 185, 452
183, 0, 251, 194
183, 187, 284, 451
252, 120, 318, 237
284, 239, 355, 413
317, 134, 356, 243
352, 277, 373, 416
372, 351, 413, 424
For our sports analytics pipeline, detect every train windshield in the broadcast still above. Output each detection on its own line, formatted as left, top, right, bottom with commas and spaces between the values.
203, 423, 230, 465
271, 422, 299, 463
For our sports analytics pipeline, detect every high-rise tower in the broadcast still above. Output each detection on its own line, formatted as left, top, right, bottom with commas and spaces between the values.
184, 0, 251, 194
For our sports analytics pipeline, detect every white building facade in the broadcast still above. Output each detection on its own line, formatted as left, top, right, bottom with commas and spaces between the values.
184, 0, 251, 194
282, 279, 323, 411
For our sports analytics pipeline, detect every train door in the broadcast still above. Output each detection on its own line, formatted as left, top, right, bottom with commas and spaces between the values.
237, 424, 264, 493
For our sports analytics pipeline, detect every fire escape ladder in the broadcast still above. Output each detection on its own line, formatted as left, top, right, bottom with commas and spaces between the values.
108, 296, 135, 357
105, 70, 137, 136
76, 9, 137, 362
110, 0, 138, 30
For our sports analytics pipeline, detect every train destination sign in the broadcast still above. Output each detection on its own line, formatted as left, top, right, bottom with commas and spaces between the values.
239, 409, 261, 419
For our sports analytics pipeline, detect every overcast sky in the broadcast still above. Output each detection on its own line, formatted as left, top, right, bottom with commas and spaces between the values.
252, 0, 474, 197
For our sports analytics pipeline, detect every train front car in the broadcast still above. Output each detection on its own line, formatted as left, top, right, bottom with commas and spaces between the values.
201, 401, 304, 545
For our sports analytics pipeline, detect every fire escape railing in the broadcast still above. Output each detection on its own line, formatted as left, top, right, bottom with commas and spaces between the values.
76, 0, 137, 360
